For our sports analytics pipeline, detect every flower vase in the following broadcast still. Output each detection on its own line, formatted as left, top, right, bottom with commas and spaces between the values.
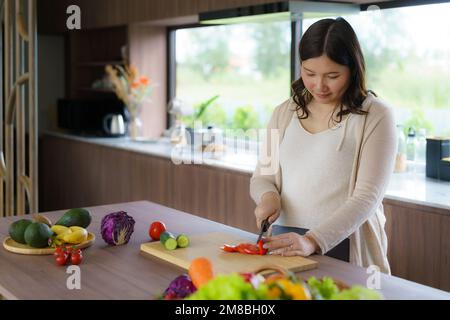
125, 101, 144, 140
128, 114, 143, 140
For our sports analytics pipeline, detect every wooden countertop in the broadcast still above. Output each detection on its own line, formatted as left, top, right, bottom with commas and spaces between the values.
0, 201, 449, 300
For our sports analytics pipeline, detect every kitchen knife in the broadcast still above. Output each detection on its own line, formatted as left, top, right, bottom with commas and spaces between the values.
256, 218, 270, 244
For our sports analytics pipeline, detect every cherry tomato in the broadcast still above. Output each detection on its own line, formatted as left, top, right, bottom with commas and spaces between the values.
54, 246, 66, 258
149, 221, 166, 241
70, 252, 83, 265
65, 246, 75, 254
71, 248, 82, 256
55, 253, 68, 266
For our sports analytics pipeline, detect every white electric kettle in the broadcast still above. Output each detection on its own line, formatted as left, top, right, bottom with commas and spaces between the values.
103, 113, 126, 136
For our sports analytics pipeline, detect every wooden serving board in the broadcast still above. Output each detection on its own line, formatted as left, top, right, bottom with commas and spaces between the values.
3, 232, 95, 255
140, 232, 318, 274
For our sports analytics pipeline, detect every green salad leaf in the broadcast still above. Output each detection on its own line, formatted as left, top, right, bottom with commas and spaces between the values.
187, 273, 268, 300
307, 277, 339, 300
331, 286, 382, 300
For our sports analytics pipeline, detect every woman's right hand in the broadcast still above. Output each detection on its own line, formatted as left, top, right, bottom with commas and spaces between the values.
254, 192, 281, 229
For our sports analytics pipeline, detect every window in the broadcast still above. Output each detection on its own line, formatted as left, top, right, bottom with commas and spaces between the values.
304, 3, 450, 136
171, 3, 450, 138
173, 21, 291, 133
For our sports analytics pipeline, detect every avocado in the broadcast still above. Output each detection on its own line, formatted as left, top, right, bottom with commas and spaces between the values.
55, 208, 92, 228
9, 219, 33, 244
24, 222, 54, 248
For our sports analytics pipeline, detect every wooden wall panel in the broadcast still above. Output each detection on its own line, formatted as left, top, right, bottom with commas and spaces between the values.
171, 163, 227, 225
225, 171, 258, 233
128, 25, 167, 138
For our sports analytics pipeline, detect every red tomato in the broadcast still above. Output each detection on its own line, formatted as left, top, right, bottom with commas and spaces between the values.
70, 252, 83, 265
65, 246, 75, 254
54, 246, 65, 255
54, 246, 67, 258
72, 248, 82, 256
55, 253, 68, 266
149, 221, 166, 241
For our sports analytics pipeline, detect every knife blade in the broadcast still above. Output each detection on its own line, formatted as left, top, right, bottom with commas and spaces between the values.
256, 218, 270, 244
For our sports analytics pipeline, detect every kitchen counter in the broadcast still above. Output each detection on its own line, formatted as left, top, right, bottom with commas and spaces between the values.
1, 200, 449, 300
44, 131, 450, 212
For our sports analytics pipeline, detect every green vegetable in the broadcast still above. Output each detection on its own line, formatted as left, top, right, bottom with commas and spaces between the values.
176, 234, 190, 248
331, 286, 382, 300
24, 222, 54, 248
55, 208, 92, 228
9, 219, 33, 244
306, 277, 339, 300
187, 273, 268, 300
307, 277, 382, 300
160, 231, 177, 250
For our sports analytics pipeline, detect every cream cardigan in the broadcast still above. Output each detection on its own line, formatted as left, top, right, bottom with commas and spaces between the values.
250, 92, 397, 274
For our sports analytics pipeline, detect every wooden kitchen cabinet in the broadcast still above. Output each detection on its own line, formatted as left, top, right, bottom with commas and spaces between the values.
39, 134, 449, 291
383, 199, 449, 291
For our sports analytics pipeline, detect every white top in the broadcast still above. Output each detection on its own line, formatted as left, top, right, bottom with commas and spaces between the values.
278, 112, 358, 229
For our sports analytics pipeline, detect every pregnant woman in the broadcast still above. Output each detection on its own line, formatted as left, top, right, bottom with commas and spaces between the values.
250, 17, 397, 274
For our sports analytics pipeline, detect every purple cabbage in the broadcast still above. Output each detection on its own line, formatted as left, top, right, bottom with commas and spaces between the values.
100, 211, 135, 245
163, 274, 197, 300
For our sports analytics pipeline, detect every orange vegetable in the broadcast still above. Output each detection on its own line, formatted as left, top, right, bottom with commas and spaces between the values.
188, 257, 214, 289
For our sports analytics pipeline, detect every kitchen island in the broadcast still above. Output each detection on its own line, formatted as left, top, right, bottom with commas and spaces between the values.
0, 201, 449, 300
39, 133, 450, 292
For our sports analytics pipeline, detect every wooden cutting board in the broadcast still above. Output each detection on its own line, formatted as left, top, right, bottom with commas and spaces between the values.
140, 232, 318, 274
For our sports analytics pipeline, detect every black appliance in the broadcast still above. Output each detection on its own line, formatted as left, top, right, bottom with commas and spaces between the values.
57, 98, 128, 136
426, 137, 450, 181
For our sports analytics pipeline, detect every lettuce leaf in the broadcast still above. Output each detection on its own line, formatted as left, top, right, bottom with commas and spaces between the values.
187, 273, 268, 300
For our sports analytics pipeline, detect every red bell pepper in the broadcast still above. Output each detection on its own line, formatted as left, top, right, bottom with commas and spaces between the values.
221, 240, 267, 255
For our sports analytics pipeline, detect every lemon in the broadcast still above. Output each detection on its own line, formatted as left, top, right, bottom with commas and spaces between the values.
62, 229, 88, 244
69, 226, 86, 233
51, 225, 71, 235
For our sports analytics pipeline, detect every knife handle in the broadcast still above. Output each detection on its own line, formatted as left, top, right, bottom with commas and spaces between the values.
261, 218, 270, 232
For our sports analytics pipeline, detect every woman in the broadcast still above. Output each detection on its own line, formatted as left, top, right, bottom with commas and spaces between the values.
250, 17, 397, 274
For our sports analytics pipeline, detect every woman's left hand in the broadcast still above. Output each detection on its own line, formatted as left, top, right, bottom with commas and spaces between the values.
263, 232, 319, 257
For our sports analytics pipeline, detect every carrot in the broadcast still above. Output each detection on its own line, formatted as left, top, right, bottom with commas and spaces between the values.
188, 257, 214, 289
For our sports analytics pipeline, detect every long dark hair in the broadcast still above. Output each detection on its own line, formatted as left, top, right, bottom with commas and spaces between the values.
291, 17, 372, 124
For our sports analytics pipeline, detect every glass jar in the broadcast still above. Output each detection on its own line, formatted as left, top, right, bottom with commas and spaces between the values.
415, 128, 427, 174
406, 127, 417, 172
394, 125, 407, 173
170, 120, 187, 146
